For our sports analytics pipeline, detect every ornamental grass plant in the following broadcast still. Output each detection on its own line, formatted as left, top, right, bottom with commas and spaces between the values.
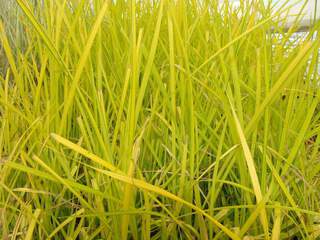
0, 0, 320, 239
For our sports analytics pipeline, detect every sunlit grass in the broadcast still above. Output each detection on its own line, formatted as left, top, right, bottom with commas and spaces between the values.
0, 0, 320, 239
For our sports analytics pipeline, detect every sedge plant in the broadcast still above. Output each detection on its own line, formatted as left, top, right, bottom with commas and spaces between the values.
0, 0, 320, 239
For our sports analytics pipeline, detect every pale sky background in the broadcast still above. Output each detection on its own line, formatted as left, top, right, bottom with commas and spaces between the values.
274, 0, 319, 19
221, 0, 320, 27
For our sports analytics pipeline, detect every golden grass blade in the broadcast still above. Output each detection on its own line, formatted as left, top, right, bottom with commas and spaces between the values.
25, 209, 41, 240
230, 105, 269, 239
15, 0, 68, 71
245, 41, 314, 134
59, 0, 110, 133
51, 133, 121, 173
0, 22, 19, 80
271, 204, 281, 240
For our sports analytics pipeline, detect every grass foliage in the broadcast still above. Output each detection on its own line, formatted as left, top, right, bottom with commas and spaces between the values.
1, 0, 320, 239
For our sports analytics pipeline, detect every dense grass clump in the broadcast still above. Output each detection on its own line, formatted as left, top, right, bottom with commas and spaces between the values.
1, 0, 320, 239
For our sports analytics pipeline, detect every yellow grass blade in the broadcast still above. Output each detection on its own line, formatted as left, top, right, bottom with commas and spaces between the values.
25, 209, 41, 240
230, 105, 269, 239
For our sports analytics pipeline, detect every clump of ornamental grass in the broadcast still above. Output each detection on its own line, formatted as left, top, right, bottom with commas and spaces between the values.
0, 0, 320, 239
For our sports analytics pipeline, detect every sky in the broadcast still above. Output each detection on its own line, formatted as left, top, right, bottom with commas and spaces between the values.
271, 0, 319, 27
221, 0, 320, 26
